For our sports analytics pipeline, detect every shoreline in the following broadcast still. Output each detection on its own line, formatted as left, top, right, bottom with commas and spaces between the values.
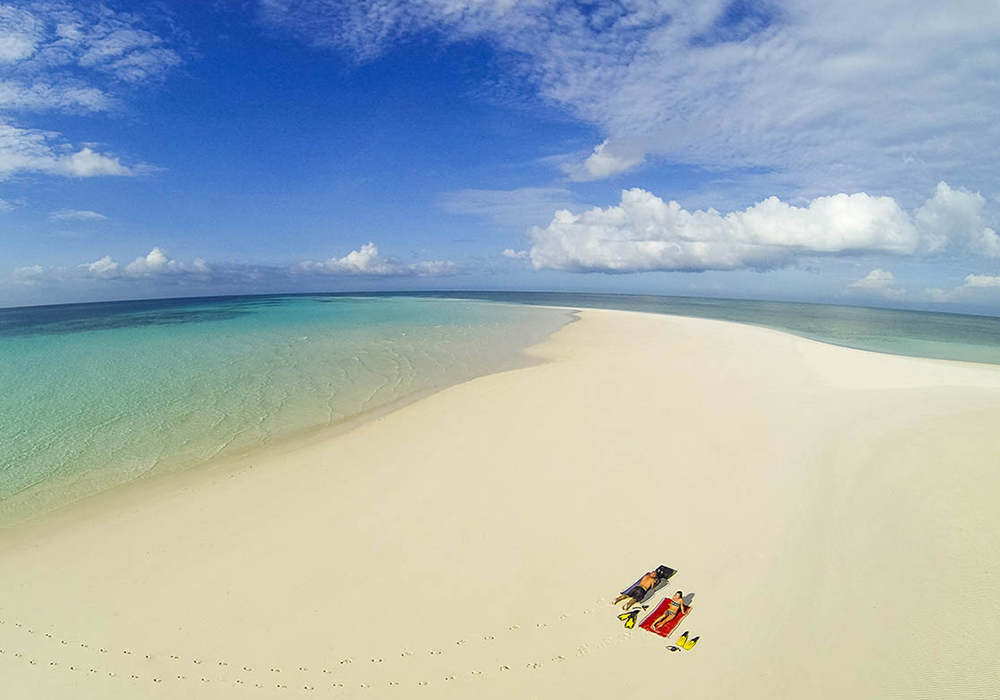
2, 307, 999, 698
0, 304, 579, 530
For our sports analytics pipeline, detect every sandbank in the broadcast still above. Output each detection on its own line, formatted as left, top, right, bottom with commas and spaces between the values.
1, 308, 999, 698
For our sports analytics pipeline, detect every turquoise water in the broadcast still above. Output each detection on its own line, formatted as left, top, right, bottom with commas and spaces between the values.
0, 296, 571, 523
422, 292, 1000, 366
3, 291, 1000, 525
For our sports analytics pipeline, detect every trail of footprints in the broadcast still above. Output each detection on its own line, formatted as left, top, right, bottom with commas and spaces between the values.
0, 599, 629, 690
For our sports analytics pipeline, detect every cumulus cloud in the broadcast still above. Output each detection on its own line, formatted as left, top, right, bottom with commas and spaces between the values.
49, 208, 106, 220
299, 242, 458, 276
86, 255, 119, 277
527, 183, 996, 273
502, 248, 529, 259
259, 0, 1000, 196
0, 122, 137, 180
82, 248, 210, 279
926, 273, 1000, 303
963, 274, 1000, 289
846, 269, 905, 300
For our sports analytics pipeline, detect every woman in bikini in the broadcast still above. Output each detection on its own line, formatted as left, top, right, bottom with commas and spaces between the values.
651, 591, 687, 631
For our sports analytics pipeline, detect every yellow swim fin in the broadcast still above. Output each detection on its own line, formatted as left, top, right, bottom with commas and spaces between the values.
618, 610, 638, 629
684, 635, 699, 650
676, 631, 688, 646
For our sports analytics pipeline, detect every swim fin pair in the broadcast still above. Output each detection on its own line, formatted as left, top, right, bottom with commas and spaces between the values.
618, 610, 639, 629
675, 630, 699, 650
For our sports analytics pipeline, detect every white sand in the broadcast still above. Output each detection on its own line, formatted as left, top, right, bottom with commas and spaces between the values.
2, 308, 999, 699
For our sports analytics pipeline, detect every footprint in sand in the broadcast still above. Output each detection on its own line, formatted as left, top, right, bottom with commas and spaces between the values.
170, 654, 180, 659
500, 665, 510, 671
340, 659, 353, 664
389, 681, 400, 686
429, 650, 441, 656
298, 666, 308, 671
444, 675, 456, 681
371, 658, 383, 663
418, 681, 428, 686
471, 670, 482, 676
509, 625, 520, 630
527, 662, 543, 669
401, 650, 413, 657
177, 675, 187, 680
244, 666, 253, 671
456, 639, 466, 645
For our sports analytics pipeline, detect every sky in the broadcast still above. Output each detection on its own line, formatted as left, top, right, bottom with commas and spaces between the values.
1, 0, 998, 313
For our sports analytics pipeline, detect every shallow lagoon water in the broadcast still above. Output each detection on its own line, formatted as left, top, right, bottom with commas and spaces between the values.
3, 291, 999, 524
0, 295, 571, 522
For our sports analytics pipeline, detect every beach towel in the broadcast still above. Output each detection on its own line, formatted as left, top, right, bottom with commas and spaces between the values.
619, 565, 676, 603
639, 598, 691, 638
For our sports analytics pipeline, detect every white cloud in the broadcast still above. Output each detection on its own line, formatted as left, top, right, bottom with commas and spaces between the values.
527, 182, 996, 274
963, 274, 1000, 289
0, 79, 114, 112
914, 182, 1000, 258
925, 273, 1000, 303
502, 248, 529, 259
86, 255, 119, 276
50, 208, 106, 221
82, 248, 210, 278
124, 247, 210, 276
12, 264, 44, 277
564, 140, 645, 182
0, 197, 12, 212
0, 4, 182, 184
0, 5, 43, 63
846, 269, 905, 300
0, 121, 137, 180
299, 242, 458, 276
260, 0, 1000, 197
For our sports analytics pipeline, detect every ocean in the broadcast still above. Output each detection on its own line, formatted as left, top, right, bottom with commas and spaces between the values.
2, 292, 999, 524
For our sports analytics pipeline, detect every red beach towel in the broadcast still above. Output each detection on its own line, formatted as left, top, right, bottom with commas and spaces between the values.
639, 598, 690, 638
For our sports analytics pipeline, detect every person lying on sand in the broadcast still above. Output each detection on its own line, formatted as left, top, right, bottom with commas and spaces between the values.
651, 591, 688, 630
612, 570, 659, 610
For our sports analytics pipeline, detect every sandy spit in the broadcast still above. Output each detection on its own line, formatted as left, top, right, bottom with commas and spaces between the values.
2, 308, 999, 699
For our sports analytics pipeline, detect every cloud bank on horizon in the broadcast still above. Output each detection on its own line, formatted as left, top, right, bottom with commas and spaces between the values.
1, 0, 999, 311
528, 182, 998, 273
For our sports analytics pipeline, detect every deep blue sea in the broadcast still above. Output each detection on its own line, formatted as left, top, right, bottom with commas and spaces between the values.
2, 292, 999, 524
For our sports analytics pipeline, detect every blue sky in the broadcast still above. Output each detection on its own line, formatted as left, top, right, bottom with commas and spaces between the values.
1, 1, 998, 313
